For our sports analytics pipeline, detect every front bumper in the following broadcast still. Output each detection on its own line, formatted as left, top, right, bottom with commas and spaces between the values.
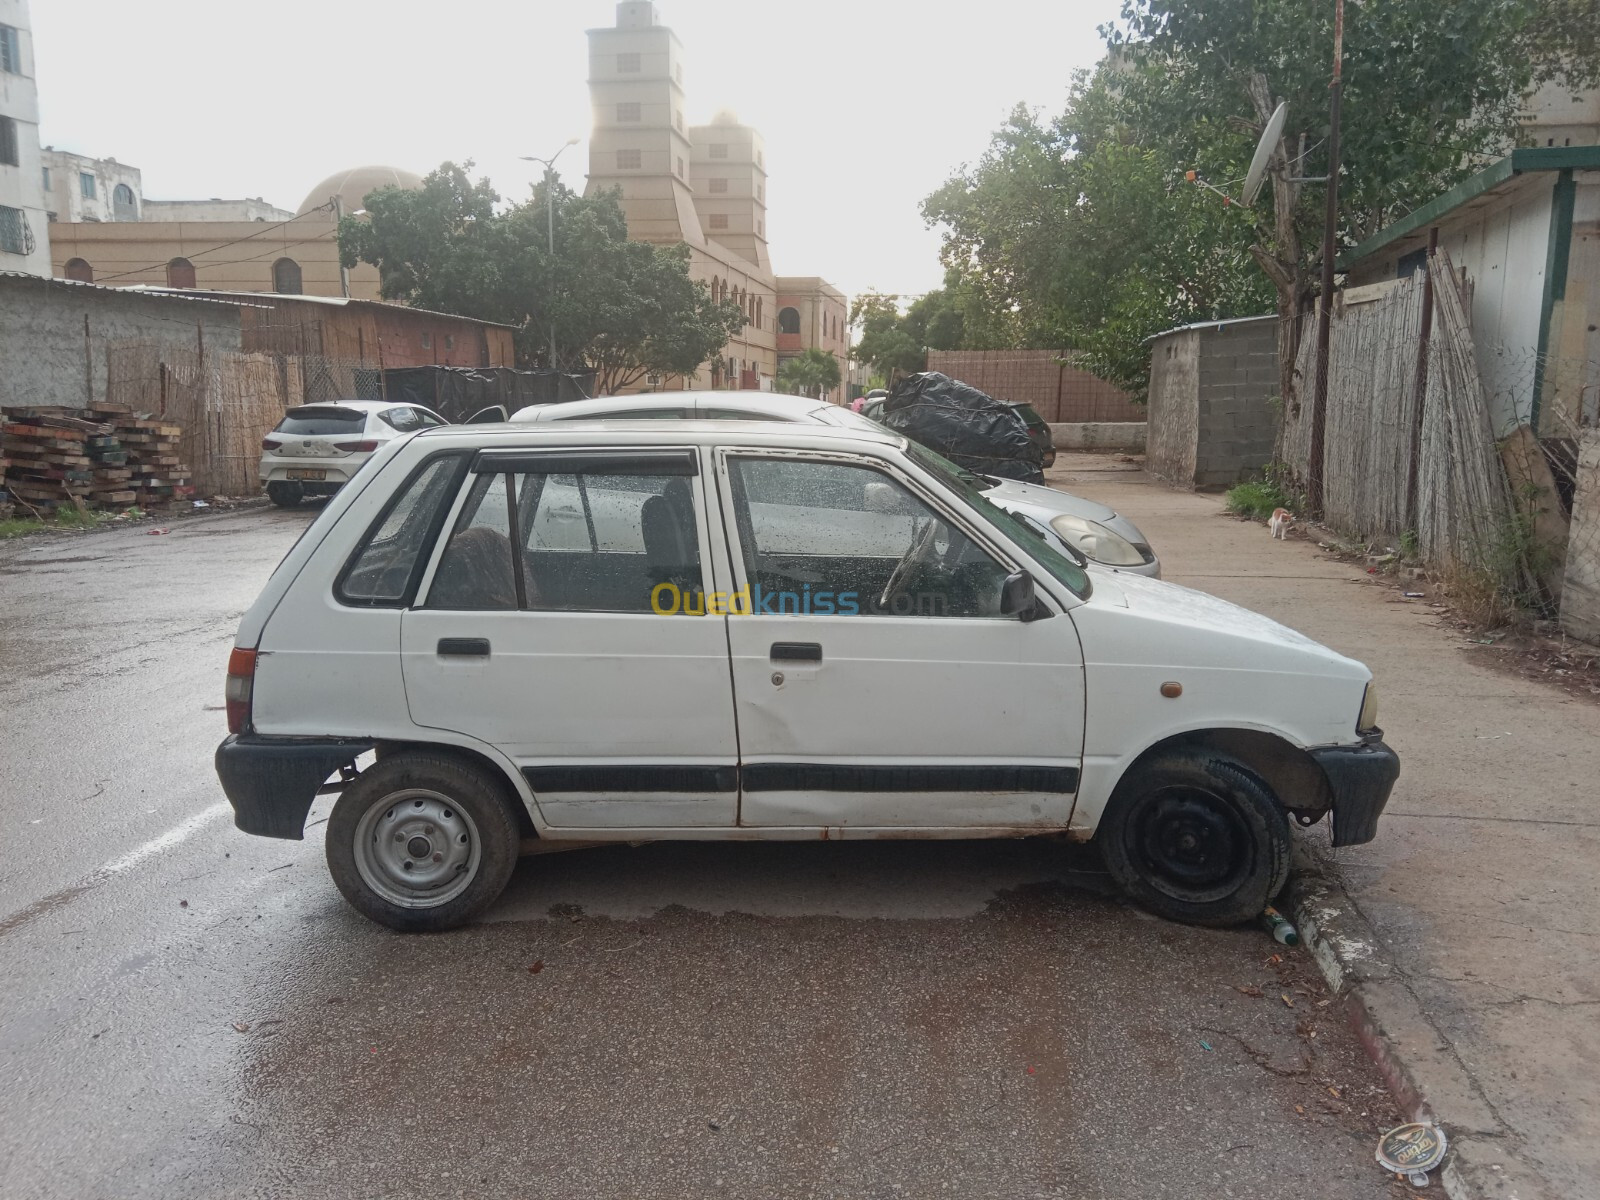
215, 734, 372, 839
1310, 736, 1400, 847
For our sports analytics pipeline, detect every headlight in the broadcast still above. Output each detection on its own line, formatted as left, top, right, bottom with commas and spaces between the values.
1049, 514, 1147, 566
1358, 683, 1379, 732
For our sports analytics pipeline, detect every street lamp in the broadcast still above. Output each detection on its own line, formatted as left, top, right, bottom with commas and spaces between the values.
520, 138, 581, 370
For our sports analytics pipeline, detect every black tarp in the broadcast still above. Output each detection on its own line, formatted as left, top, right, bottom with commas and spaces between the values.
881, 372, 1044, 483
364, 367, 595, 423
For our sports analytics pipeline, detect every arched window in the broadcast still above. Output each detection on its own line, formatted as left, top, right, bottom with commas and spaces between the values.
64, 258, 94, 283
755, 297, 762, 328
777, 306, 800, 335
165, 257, 196, 288
272, 257, 302, 294
112, 183, 137, 221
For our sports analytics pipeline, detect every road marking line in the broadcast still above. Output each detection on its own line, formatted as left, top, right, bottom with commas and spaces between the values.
0, 803, 232, 939
103, 803, 230, 875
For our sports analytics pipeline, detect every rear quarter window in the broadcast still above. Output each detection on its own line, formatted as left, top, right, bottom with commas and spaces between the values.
336, 453, 468, 606
277, 407, 369, 437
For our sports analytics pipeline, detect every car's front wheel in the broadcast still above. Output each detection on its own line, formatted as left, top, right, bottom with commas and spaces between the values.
1097, 751, 1291, 927
326, 752, 521, 931
266, 481, 303, 508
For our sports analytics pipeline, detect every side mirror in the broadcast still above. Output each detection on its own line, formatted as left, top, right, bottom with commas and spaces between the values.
1000, 570, 1051, 622
465, 405, 509, 425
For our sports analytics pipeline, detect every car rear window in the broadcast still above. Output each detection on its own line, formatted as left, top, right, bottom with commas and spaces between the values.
276, 407, 368, 436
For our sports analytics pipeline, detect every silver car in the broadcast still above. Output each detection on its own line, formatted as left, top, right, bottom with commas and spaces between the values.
511, 393, 1159, 576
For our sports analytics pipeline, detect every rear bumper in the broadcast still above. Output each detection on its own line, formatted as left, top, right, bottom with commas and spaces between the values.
1310, 736, 1400, 847
215, 734, 372, 839
260, 460, 362, 485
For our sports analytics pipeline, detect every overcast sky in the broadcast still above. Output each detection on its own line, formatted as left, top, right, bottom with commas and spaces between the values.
32, 0, 1120, 302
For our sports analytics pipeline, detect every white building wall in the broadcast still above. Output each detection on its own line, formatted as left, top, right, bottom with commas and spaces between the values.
39, 149, 143, 223
0, 0, 50, 276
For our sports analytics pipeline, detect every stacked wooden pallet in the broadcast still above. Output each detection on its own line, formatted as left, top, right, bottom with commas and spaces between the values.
0, 407, 105, 514
88, 404, 194, 512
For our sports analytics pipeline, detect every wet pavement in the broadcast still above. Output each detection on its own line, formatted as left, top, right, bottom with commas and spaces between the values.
0, 505, 1413, 1199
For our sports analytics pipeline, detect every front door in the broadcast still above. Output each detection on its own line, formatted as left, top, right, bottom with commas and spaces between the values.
400, 447, 739, 829
715, 450, 1086, 831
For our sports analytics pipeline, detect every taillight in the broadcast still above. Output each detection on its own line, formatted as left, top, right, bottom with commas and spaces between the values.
261, 435, 283, 450
332, 439, 380, 453
226, 647, 257, 734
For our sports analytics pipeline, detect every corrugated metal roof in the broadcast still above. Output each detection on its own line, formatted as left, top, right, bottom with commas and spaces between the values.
127, 285, 518, 330
0, 271, 271, 309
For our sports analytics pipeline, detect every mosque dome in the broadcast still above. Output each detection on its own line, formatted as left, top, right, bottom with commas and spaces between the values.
297, 165, 424, 216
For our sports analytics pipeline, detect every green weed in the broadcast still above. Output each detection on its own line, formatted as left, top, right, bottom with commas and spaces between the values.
1224, 479, 1291, 521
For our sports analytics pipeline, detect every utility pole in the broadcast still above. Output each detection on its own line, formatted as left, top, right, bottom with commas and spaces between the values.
520, 139, 580, 370
1307, 0, 1344, 519
332, 194, 351, 299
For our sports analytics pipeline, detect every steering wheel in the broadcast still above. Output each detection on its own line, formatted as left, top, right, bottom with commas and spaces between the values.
879, 518, 941, 609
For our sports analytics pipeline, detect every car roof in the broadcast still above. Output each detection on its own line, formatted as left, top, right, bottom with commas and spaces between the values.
510, 392, 832, 423
288, 399, 415, 414
414, 417, 907, 453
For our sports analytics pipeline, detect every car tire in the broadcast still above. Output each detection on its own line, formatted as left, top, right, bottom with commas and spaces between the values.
326, 751, 522, 932
1096, 751, 1291, 927
266, 481, 303, 508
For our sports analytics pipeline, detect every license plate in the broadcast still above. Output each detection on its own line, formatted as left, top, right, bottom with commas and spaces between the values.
286, 469, 327, 481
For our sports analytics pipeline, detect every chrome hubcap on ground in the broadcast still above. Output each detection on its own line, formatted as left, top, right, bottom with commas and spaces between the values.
353, 789, 480, 909
1128, 785, 1249, 903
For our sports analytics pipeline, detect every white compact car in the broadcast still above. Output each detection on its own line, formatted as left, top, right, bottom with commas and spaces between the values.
217, 420, 1397, 932
260, 400, 448, 507
513, 394, 1160, 576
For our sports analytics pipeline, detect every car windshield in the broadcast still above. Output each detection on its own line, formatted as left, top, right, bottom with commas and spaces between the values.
277, 406, 367, 436
905, 440, 1090, 599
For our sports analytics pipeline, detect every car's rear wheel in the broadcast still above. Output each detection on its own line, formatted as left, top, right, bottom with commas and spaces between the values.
266, 481, 303, 508
326, 752, 521, 932
1097, 751, 1291, 927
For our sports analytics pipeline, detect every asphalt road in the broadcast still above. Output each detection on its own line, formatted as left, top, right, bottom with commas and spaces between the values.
0, 504, 1414, 1199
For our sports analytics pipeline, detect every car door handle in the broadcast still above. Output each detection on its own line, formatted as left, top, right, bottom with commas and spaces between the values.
437, 638, 490, 657
770, 642, 822, 663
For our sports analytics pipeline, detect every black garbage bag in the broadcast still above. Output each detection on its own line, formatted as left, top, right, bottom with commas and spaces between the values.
880, 372, 1044, 483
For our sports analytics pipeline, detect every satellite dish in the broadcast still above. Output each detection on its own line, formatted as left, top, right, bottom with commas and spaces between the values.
1243, 101, 1288, 207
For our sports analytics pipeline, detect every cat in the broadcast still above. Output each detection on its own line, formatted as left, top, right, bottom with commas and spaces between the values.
1268, 507, 1293, 540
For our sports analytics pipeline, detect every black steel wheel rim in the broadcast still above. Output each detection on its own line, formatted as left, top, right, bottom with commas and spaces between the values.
1126, 784, 1252, 903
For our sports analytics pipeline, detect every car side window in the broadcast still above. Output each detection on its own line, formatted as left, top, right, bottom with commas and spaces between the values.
425, 473, 519, 610
337, 454, 465, 606
414, 408, 447, 428
381, 406, 421, 433
423, 455, 703, 614
727, 457, 1012, 618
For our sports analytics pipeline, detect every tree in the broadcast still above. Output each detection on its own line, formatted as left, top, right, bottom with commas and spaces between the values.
923, 0, 1596, 402
339, 162, 745, 392
850, 292, 928, 383
777, 347, 843, 399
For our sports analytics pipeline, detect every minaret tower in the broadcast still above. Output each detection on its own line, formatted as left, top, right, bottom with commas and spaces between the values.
584, 1, 704, 246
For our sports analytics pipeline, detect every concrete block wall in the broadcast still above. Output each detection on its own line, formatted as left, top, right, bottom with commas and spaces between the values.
1146, 329, 1200, 484
1147, 317, 1280, 489
1194, 319, 1280, 487
0, 275, 242, 410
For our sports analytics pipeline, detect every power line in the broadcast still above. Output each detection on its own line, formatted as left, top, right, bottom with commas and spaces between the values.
89, 203, 336, 283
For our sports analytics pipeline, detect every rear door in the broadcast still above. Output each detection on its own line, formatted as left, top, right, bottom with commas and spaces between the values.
399, 446, 740, 829
715, 449, 1086, 832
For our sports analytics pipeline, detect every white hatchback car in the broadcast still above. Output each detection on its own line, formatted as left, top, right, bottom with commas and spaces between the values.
260, 400, 448, 507
217, 420, 1397, 932
513, 394, 1160, 576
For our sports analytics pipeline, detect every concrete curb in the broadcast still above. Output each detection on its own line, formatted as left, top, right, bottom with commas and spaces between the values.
1284, 860, 1550, 1200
